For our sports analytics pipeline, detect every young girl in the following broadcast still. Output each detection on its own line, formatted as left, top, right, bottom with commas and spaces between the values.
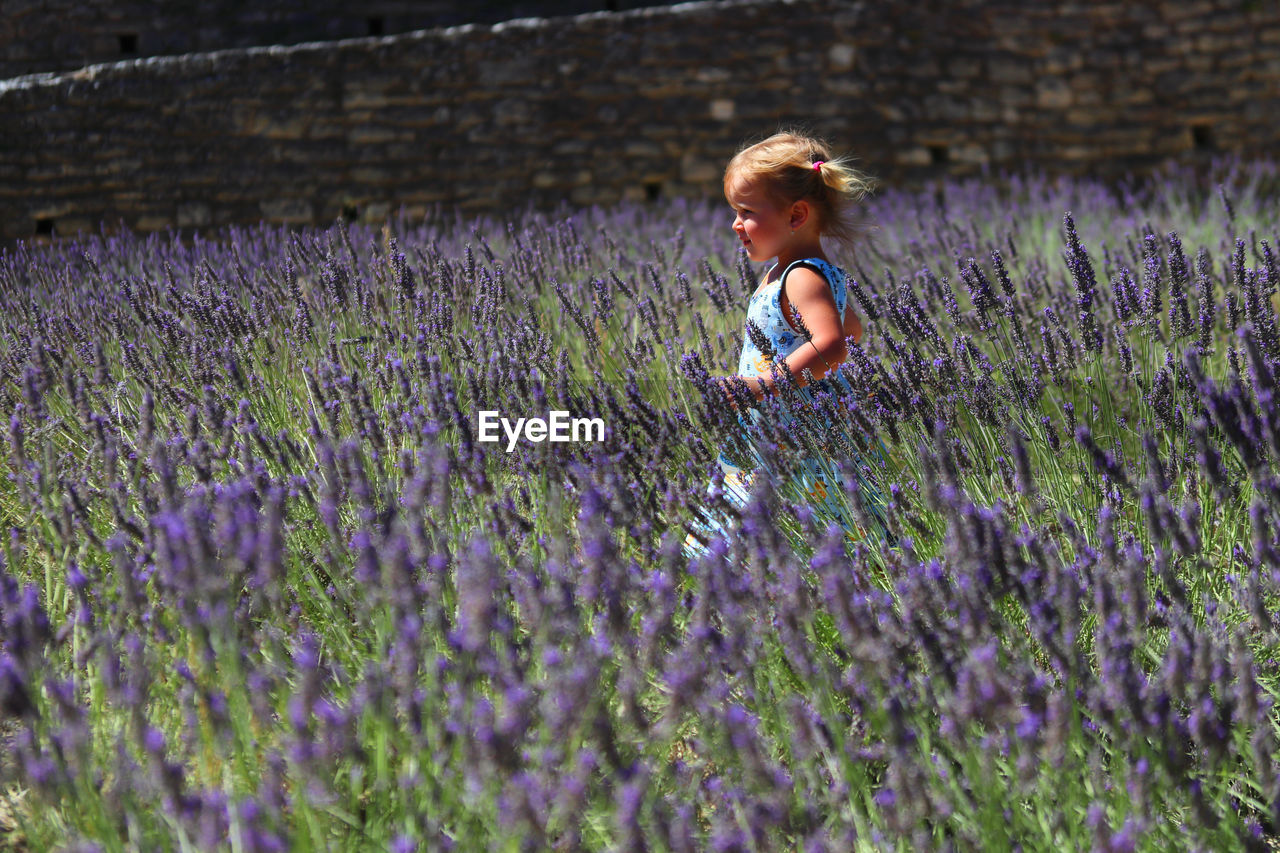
684, 131, 888, 558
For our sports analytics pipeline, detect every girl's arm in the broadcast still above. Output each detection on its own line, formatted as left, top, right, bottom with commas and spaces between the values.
845, 305, 863, 346
729, 266, 855, 402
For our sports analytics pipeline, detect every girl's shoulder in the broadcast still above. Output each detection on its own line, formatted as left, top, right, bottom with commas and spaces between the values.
780, 257, 848, 292
778, 257, 849, 316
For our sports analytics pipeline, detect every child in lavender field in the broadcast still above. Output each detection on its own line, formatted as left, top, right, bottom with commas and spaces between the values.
684, 131, 889, 558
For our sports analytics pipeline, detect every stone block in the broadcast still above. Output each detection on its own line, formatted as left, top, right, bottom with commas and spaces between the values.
809, 99, 841, 118
828, 43, 856, 71
1186, 54, 1213, 73
259, 197, 313, 223
29, 202, 72, 220
826, 78, 867, 97
493, 97, 532, 125
952, 143, 989, 164
239, 112, 312, 139
885, 127, 911, 144
1036, 79, 1073, 109
348, 126, 409, 145
990, 139, 1017, 161
947, 57, 982, 78
680, 152, 719, 183
101, 158, 143, 175
553, 138, 590, 154
1044, 48, 1084, 74
57, 217, 93, 235
1143, 57, 1181, 75
1123, 86, 1154, 104
875, 103, 907, 121
709, 98, 734, 120
177, 201, 211, 226
970, 98, 1000, 122
570, 185, 600, 205
625, 140, 662, 157
476, 57, 537, 86
136, 214, 171, 231
923, 93, 969, 121
894, 146, 932, 166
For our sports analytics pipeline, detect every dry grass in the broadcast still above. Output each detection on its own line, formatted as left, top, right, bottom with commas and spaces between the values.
0, 721, 28, 852
0, 786, 29, 852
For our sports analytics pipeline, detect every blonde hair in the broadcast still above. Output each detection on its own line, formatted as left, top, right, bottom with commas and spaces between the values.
723, 130, 876, 248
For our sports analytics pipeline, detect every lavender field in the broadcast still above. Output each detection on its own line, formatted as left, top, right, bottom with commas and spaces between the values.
3, 159, 1280, 851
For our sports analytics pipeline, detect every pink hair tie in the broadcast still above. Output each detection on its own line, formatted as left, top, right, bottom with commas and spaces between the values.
813, 161, 824, 171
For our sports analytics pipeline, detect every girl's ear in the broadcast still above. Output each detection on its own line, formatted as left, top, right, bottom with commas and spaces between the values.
789, 200, 811, 231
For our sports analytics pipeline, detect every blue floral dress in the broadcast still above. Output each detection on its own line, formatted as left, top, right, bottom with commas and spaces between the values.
683, 258, 888, 558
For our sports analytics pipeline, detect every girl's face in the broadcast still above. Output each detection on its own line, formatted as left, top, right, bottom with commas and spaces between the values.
725, 175, 792, 263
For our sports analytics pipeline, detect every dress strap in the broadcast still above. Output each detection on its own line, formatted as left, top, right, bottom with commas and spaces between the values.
778, 258, 847, 322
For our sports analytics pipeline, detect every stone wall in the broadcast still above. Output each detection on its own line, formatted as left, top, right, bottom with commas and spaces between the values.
2, 0, 1279, 241
0, 0, 675, 78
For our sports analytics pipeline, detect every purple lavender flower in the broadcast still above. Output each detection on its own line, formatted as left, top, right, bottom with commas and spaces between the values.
1166, 232, 1193, 339
1195, 247, 1215, 353
1063, 213, 1103, 354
